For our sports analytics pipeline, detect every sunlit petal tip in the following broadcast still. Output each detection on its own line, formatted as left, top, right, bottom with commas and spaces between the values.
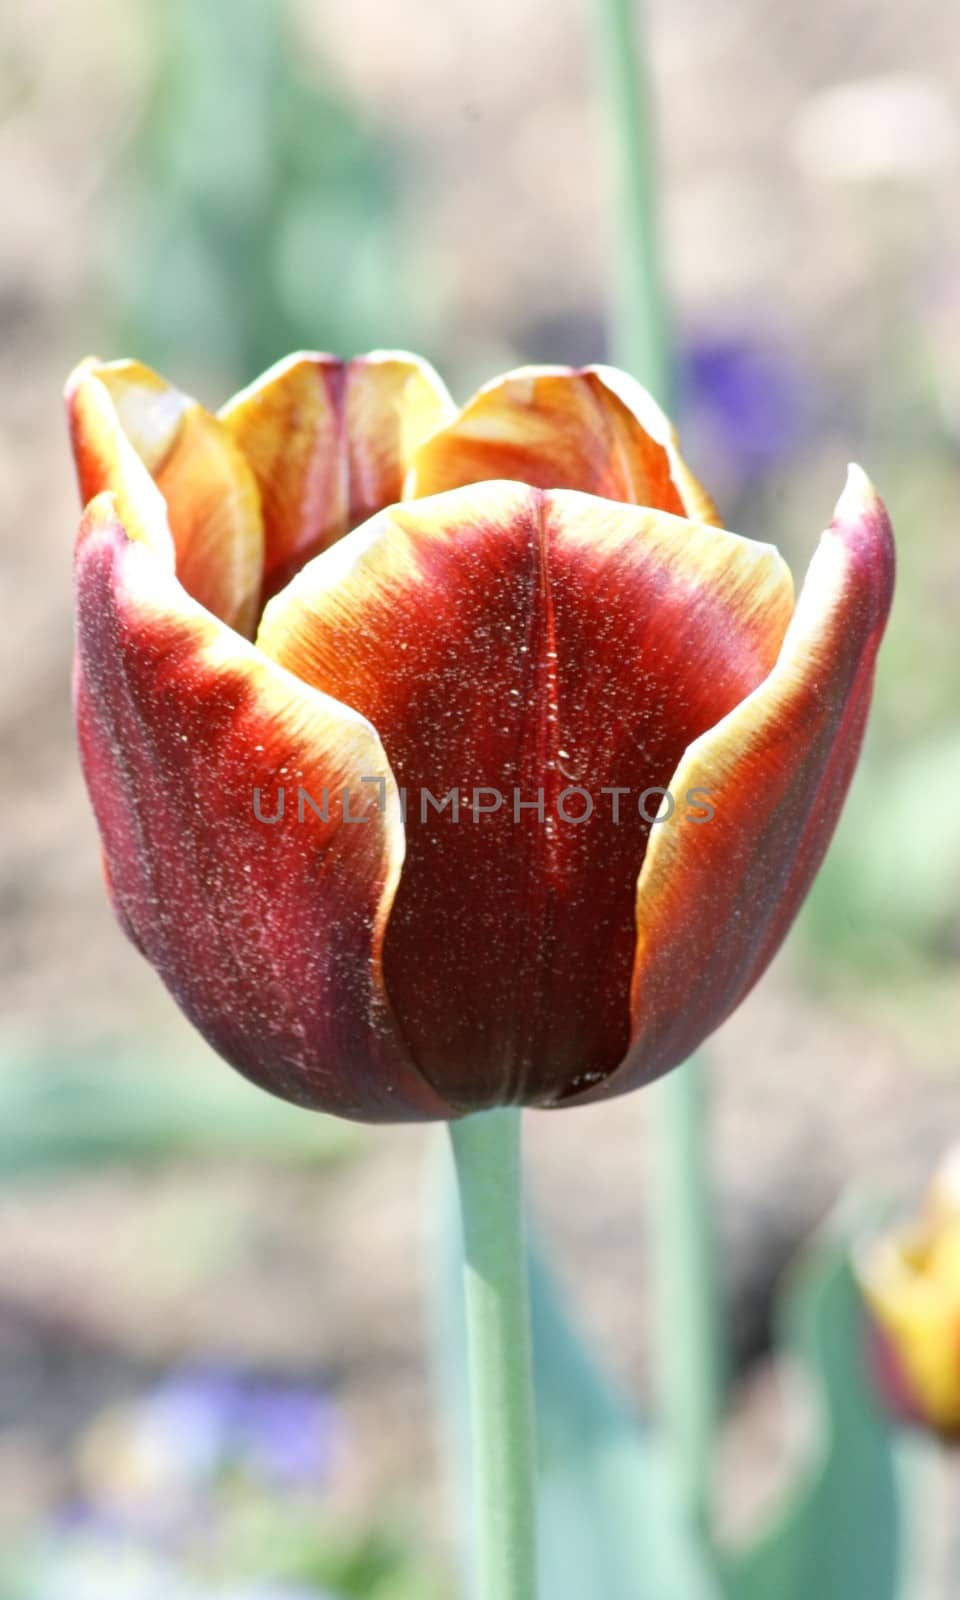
64, 353, 103, 402
73, 497, 451, 1123
65, 362, 175, 559
351, 346, 454, 389
841, 459, 874, 500
830, 460, 895, 596
66, 357, 265, 636
74, 487, 154, 562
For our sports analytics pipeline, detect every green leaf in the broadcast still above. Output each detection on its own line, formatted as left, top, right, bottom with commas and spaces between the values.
0, 1050, 358, 1178
529, 1242, 721, 1600
719, 1207, 903, 1600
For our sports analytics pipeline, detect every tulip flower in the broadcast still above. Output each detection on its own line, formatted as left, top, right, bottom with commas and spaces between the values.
858, 1146, 960, 1437
67, 353, 894, 1122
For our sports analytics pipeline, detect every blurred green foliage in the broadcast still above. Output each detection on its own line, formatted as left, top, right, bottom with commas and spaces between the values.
435, 1180, 904, 1600
0, 1051, 359, 1178
105, 0, 425, 385
4, 1507, 448, 1600
209, 1500, 450, 1600
798, 442, 960, 1001
719, 1205, 903, 1600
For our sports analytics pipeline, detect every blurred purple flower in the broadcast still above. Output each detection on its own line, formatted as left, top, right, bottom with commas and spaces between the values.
138, 1366, 338, 1489
138, 1369, 238, 1482
679, 333, 808, 476
232, 1381, 338, 1487
69, 1365, 339, 1537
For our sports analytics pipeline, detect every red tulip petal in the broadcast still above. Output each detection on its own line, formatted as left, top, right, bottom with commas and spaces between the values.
257, 481, 792, 1108
73, 494, 452, 1122
219, 351, 455, 603
66, 360, 265, 635
568, 467, 895, 1105
405, 365, 719, 523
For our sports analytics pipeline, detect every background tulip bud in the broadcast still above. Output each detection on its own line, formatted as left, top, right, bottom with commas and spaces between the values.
857, 1145, 960, 1438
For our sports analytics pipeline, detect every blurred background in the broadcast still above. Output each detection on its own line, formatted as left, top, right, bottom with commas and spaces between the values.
1, 0, 959, 1594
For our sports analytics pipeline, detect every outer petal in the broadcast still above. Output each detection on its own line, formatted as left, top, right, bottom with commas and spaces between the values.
219, 351, 456, 604
566, 467, 895, 1106
66, 359, 265, 635
73, 494, 452, 1122
257, 482, 792, 1109
405, 364, 719, 523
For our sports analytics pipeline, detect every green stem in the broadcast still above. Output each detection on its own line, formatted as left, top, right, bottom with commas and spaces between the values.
649, 1060, 724, 1533
593, 0, 724, 1533
449, 1108, 538, 1600
592, 0, 671, 402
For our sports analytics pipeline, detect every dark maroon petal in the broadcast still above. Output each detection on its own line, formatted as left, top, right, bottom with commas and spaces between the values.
74, 494, 452, 1121
257, 480, 792, 1108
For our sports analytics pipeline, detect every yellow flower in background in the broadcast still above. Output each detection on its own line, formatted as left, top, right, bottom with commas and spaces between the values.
858, 1147, 960, 1436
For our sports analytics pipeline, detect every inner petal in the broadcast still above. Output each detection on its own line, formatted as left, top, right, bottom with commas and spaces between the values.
219, 351, 455, 607
67, 359, 265, 636
405, 365, 719, 524
257, 482, 792, 1108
